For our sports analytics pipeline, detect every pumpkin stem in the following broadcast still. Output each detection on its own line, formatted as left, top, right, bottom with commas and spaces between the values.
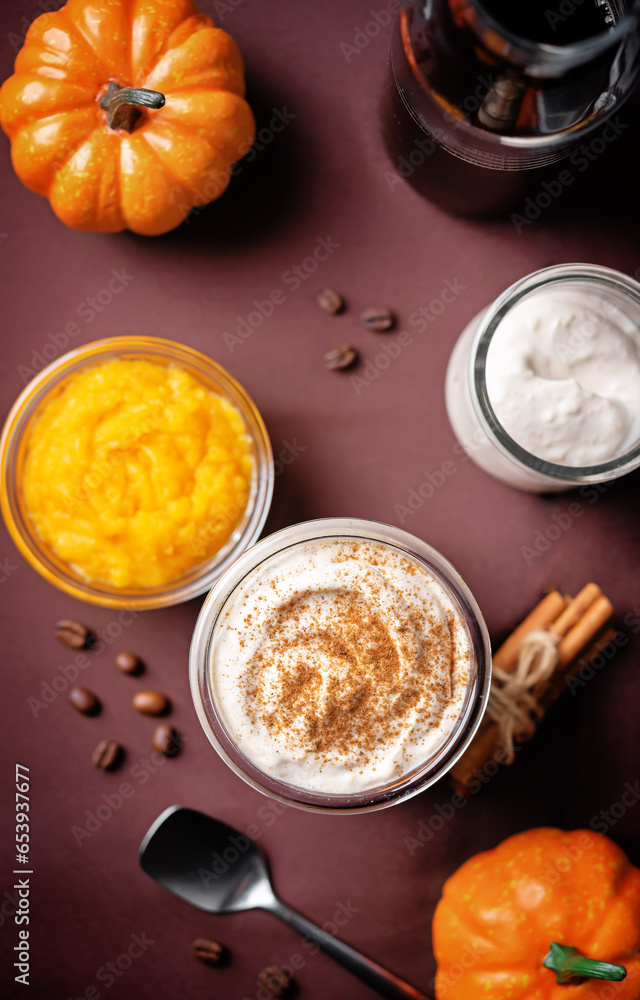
99, 82, 165, 133
544, 943, 627, 985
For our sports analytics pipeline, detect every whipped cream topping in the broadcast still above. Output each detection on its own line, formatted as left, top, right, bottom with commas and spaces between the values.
211, 538, 471, 795
485, 288, 640, 467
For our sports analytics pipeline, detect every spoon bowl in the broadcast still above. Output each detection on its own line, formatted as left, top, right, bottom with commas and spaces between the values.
140, 805, 275, 912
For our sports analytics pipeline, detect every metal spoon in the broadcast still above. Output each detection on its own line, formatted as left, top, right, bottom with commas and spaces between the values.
139, 805, 427, 1000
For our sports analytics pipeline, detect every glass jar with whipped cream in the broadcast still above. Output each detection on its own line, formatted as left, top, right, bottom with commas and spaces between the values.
190, 518, 490, 814
445, 264, 640, 491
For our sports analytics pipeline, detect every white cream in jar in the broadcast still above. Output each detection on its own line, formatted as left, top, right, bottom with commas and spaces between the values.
211, 538, 471, 794
485, 289, 640, 467
445, 266, 640, 491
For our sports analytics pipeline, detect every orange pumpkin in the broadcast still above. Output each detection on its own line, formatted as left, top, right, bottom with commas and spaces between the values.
0, 0, 255, 235
433, 828, 640, 999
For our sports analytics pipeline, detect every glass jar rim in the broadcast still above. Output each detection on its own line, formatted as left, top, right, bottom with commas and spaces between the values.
471, 263, 640, 482
467, 0, 640, 75
189, 517, 491, 814
0, 336, 274, 609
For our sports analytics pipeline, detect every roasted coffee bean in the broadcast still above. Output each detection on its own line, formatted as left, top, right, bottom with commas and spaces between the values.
115, 650, 143, 675
360, 305, 395, 332
56, 619, 90, 649
258, 966, 291, 997
317, 288, 345, 315
152, 724, 180, 756
92, 739, 122, 770
191, 938, 225, 966
69, 686, 100, 715
324, 344, 358, 371
133, 690, 169, 716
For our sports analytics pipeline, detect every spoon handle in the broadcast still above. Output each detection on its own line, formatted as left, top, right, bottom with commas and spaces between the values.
265, 898, 429, 999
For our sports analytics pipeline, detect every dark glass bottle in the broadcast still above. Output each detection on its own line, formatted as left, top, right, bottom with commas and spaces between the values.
383, 0, 640, 215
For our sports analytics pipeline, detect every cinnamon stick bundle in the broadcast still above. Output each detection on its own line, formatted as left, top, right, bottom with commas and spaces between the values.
449, 583, 615, 796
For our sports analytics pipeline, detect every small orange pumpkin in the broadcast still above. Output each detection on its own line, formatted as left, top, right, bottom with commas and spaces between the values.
0, 0, 255, 235
433, 827, 640, 999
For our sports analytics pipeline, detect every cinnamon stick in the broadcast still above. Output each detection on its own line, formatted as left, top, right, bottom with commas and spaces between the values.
492, 591, 567, 672
449, 591, 567, 790
558, 596, 614, 667
449, 585, 614, 795
550, 583, 601, 638
449, 726, 504, 796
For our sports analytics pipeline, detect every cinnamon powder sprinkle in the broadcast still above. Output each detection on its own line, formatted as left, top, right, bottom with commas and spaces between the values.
233, 542, 468, 772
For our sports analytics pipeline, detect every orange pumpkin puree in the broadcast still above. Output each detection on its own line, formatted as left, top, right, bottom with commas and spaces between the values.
22, 359, 254, 588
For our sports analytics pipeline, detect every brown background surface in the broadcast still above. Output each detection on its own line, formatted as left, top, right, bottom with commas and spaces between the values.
1, 2, 640, 998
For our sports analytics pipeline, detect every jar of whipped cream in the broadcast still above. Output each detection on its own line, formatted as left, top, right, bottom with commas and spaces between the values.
445, 264, 640, 491
190, 518, 490, 814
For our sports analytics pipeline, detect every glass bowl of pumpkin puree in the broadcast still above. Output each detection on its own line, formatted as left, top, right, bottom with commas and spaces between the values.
0, 337, 273, 609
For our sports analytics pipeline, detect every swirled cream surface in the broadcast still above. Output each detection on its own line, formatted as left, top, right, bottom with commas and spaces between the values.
211, 538, 471, 794
485, 289, 640, 466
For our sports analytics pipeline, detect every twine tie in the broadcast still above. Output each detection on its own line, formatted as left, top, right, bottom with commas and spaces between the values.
486, 629, 560, 764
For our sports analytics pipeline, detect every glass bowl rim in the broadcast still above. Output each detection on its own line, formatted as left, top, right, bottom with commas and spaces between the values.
189, 516, 492, 815
0, 335, 274, 610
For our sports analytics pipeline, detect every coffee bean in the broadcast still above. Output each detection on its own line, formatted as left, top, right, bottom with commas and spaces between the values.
92, 739, 122, 771
317, 288, 345, 315
115, 651, 143, 675
324, 344, 358, 371
55, 619, 90, 649
258, 966, 292, 997
360, 305, 395, 332
152, 724, 180, 756
69, 686, 100, 715
133, 690, 169, 716
191, 938, 225, 966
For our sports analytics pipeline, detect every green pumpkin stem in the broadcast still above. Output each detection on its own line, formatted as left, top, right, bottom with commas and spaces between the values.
544, 943, 627, 985
100, 82, 165, 133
